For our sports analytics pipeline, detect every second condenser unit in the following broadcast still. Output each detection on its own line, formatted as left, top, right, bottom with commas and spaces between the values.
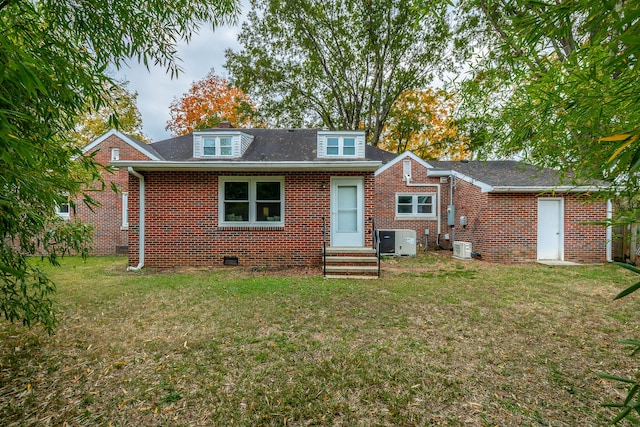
378, 229, 417, 256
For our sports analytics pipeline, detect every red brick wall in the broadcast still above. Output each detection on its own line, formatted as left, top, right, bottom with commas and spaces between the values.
451, 183, 608, 263
563, 194, 608, 263
374, 157, 450, 250
448, 177, 489, 254
374, 160, 609, 263
73, 134, 151, 255
127, 171, 376, 268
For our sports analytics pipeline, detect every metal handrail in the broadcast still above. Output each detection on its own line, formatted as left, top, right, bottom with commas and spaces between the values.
322, 217, 327, 277
369, 217, 381, 278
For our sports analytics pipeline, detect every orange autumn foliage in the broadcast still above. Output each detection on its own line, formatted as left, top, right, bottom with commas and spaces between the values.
379, 88, 469, 160
166, 69, 261, 136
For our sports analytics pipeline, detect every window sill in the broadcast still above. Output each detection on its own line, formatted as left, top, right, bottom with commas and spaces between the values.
218, 224, 285, 231
394, 216, 437, 221
121, 226, 129, 231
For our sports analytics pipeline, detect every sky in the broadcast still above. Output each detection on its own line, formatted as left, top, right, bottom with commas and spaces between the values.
114, 23, 242, 142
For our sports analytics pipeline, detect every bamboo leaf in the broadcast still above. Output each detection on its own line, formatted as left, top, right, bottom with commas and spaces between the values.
608, 139, 633, 162
612, 262, 640, 275
597, 373, 638, 384
612, 407, 632, 424
614, 282, 640, 300
624, 385, 639, 406
601, 134, 632, 142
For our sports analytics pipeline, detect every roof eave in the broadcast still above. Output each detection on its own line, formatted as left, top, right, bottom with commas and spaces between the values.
487, 185, 608, 193
110, 160, 382, 172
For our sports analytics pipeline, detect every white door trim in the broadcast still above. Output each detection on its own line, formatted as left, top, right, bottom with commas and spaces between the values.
537, 197, 564, 261
330, 177, 364, 247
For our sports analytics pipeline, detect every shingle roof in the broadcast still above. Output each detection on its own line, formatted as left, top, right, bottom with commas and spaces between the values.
148, 134, 193, 161
148, 128, 397, 163
124, 133, 163, 159
429, 160, 574, 187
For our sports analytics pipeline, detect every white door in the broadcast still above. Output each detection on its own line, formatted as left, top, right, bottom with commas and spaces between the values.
331, 177, 364, 247
537, 198, 564, 261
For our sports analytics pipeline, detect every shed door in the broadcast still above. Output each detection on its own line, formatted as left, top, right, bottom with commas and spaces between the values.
537, 198, 564, 261
331, 177, 364, 247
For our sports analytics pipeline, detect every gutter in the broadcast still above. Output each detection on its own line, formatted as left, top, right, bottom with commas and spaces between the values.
126, 167, 145, 271
111, 160, 382, 172
487, 185, 607, 193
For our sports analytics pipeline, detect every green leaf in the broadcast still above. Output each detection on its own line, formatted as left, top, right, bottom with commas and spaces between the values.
624, 385, 640, 406
614, 282, 640, 301
597, 373, 638, 384
613, 262, 640, 275
612, 407, 632, 424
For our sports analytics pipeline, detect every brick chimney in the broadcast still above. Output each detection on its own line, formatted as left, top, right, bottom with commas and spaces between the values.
219, 120, 233, 128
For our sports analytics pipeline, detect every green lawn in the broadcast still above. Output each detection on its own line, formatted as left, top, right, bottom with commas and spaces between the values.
1, 254, 639, 426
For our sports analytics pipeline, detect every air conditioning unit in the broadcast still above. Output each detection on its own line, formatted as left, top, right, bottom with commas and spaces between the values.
395, 229, 416, 256
379, 229, 417, 256
453, 241, 472, 260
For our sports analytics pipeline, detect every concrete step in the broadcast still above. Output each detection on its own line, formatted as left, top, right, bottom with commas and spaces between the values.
325, 256, 378, 264
325, 265, 379, 273
323, 247, 377, 256
322, 247, 379, 278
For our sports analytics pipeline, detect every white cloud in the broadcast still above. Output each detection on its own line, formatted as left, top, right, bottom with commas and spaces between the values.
115, 24, 242, 142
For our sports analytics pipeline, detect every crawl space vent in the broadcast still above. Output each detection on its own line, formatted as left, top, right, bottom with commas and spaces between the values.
223, 256, 239, 266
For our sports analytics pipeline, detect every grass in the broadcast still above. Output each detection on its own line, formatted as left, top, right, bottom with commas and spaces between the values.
1, 253, 639, 426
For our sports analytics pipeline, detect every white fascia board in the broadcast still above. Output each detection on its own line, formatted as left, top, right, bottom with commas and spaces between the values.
487, 185, 607, 193
375, 151, 433, 176
82, 129, 162, 160
110, 160, 382, 172
426, 168, 494, 192
317, 130, 365, 137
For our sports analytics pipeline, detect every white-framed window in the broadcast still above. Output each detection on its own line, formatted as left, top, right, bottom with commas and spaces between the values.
396, 193, 436, 217
121, 192, 129, 229
111, 148, 120, 161
219, 177, 284, 226
203, 136, 233, 157
326, 136, 356, 156
55, 199, 71, 220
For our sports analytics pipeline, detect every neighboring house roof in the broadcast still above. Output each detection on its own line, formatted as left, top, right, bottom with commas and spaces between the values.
375, 151, 606, 193
112, 128, 396, 172
82, 129, 162, 160
429, 160, 607, 193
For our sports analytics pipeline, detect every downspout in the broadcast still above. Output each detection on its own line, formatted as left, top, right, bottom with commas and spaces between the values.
127, 167, 145, 271
606, 199, 613, 262
450, 175, 455, 248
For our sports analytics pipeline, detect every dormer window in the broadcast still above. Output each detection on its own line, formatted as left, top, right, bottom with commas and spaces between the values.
194, 131, 254, 159
327, 137, 356, 156
203, 136, 233, 156
317, 131, 365, 159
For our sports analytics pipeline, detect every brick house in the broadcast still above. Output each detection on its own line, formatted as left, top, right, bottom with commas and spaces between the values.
105, 127, 395, 275
374, 151, 611, 263
72, 129, 160, 255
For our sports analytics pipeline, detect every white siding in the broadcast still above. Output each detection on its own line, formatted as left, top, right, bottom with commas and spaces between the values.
193, 135, 203, 158
240, 133, 254, 156
317, 134, 327, 157
355, 133, 366, 158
